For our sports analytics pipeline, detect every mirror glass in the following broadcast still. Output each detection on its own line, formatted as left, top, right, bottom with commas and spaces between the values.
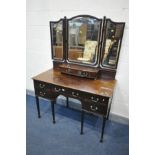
51, 20, 63, 60
68, 17, 101, 65
102, 20, 124, 68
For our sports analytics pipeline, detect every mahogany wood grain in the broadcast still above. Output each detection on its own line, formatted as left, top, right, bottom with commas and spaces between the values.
59, 63, 99, 79
32, 68, 116, 97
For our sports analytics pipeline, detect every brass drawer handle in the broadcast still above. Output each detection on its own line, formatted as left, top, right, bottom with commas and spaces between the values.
54, 87, 61, 92
61, 88, 65, 92
39, 83, 45, 88
81, 71, 88, 76
90, 105, 98, 111
39, 92, 45, 96
72, 92, 79, 97
91, 96, 99, 102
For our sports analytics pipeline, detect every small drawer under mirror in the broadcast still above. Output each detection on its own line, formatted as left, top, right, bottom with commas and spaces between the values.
59, 63, 99, 79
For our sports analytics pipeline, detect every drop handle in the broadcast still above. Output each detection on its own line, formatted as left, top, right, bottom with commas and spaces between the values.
81, 72, 88, 76
39, 92, 45, 96
90, 105, 98, 111
39, 83, 45, 88
91, 97, 99, 102
54, 87, 61, 92
72, 92, 79, 97
61, 88, 65, 92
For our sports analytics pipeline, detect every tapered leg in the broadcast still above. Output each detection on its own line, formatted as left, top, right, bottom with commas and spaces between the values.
100, 117, 106, 143
51, 101, 56, 124
80, 110, 84, 135
107, 104, 111, 120
66, 97, 69, 108
35, 96, 41, 118
107, 97, 113, 120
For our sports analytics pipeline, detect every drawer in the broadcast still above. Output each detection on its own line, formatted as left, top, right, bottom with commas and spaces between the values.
82, 101, 108, 116
59, 64, 99, 79
52, 85, 67, 94
34, 80, 49, 89
52, 85, 81, 99
34, 80, 52, 99
84, 94, 109, 106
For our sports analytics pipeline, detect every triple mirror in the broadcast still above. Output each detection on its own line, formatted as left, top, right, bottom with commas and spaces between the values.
50, 15, 125, 70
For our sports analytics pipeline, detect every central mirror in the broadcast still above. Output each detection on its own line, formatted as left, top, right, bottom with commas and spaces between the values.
67, 16, 101, 65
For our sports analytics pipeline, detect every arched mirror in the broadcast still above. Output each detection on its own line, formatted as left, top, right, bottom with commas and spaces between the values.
101, 19, 125, 68
67, 16, 102, 65
50, 19, 64, 61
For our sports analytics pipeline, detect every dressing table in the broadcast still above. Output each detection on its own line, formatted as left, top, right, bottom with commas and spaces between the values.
32, 15, 125, 142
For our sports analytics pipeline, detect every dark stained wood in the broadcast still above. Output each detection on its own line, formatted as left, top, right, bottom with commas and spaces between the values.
82, 101, 108, 115
53, 61, 116, 79
33, 68, 116, 117
59, 63, 99, 79
33, 80, 59, 100
98, 69, 116, 80
32, 68, 116, 97
33, 15, 125, 142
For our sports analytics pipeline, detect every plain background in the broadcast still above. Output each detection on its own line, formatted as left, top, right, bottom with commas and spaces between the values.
0, 0, 155, 155
26, 0, 129, 118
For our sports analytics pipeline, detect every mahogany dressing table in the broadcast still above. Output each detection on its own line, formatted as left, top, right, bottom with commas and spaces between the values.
32, 15, 125, 142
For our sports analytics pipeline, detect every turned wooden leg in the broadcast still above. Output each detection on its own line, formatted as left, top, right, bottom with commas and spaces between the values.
80, 110, 84, 135
100, 117, 106, 143
51, 100, 56, 124
35, 96, 41, 118
107, 104, 111, 120
66, 97, 69, 108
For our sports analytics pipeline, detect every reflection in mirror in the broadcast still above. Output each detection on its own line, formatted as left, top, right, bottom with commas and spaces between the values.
51, 20, 63, 60
102, 20, 124, 68
68, 17, 101, 64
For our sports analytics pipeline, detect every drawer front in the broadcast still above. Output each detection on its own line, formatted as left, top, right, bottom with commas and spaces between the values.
52, 85, 67, 94
34, 80, 109, 114
84, 94, 109, 106
52, 85, 81, 99
82, 101, 108, 116
61, 69, 97, 79
34, 80, 52, 99
59, 64, 99, 79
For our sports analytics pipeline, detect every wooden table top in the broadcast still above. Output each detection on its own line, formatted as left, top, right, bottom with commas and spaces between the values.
32, 68, 116, 97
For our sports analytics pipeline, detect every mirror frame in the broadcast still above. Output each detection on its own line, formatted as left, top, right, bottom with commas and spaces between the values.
66, 15, 103, 67
49, 15, 125, 77
50, 18, 65, 62
100, 18, 125, 69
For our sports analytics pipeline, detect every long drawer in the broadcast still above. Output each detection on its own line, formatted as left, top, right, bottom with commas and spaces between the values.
51, 85, 82, 100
